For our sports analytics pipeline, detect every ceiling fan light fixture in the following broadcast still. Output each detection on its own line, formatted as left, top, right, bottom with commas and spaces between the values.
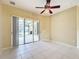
36, 0, 60, 14
10, 1, 15, 5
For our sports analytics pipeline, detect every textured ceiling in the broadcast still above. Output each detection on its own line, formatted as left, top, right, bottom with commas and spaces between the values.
1, 0, 79, 16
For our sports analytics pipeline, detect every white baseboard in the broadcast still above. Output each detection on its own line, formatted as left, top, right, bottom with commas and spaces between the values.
0, 47, 13, 55
51, 41, 77, 48
2, 47, 13, 52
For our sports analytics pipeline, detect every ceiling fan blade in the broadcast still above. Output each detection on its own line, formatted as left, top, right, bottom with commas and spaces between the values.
36, 7, 44, 8
46, 0, 51, 4
50, 5, 60, 8
49, 9, 53, 14
40, 10, 45, 14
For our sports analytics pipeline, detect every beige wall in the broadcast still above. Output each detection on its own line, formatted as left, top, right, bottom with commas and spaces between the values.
1, 4, 50, 48
77, 6, 79, 47
0, 4, 2, 50
38, 16, 51, 41
51, 7, 77, 46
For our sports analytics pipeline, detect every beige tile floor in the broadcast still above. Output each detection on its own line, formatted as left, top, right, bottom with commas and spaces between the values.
0, 41, 79, 59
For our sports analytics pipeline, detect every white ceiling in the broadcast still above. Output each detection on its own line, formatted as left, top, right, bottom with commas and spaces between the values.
1, 0, 79, 16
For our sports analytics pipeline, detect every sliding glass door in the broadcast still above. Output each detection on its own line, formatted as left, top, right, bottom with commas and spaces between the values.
12, 16, 40, 46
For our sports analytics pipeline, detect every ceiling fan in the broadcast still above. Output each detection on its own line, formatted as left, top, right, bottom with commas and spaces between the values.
36, 0, 60, 14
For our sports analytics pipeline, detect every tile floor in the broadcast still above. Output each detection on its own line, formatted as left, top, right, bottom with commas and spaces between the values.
0, 41, 79, 59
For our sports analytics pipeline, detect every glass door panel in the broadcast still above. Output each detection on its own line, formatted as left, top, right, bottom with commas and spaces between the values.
18, 18, 24, 45
34, 20, 40, 41
25, 20, 33, 43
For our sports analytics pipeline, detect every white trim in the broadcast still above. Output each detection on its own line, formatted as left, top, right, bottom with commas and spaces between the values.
11, 16, 13, 48
2, 47, 13, 51
51, 41, 77, 48
0, 4, 2, 51
1, 47, 13, 54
